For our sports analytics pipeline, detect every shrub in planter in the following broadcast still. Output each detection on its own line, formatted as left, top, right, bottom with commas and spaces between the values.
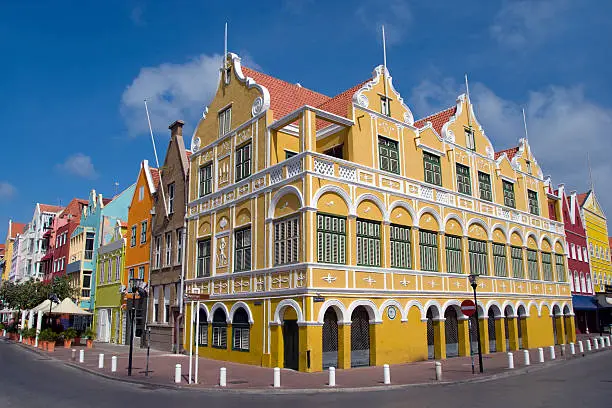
27, 328, 37, 345
62, 328, 77, 348
39, 329, 52, 350
83, 328, 96, 349
46, 332, 58, 352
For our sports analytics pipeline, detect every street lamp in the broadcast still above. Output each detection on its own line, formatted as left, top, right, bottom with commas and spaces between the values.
127, 277, 147, 377
468, 273, 484, 373
48, 293, 60, 328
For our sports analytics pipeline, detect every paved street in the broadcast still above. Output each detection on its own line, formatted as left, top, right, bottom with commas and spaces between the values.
0, 339, 611, 408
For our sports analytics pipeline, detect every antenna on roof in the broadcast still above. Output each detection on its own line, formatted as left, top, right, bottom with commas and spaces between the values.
114, 181, 119, 196
464, 74, 471, 127
587, 152, 594, 192
382, 25, 388, 101
522, 108, 529, 141
144, 99, 169, 218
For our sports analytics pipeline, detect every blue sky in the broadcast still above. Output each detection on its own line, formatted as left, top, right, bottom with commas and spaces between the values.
1, 0, 612, 239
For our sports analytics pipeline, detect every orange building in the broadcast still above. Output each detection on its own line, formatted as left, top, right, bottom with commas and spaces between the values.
124, 160, 159, 343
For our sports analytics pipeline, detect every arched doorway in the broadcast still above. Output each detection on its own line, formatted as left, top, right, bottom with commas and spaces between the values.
350, 306, 370, 367
322, 308, 339, 369
232, 308, 250, 351
552, 305, 561, 345
517, 305, 526, 349
563, 305, 572, 341
444, 307, 459, 358
426, 306, 439, 360
282, 316, 299, 371
488, 309, 497, 352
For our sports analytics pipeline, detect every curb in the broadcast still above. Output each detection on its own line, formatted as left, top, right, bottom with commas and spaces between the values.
7, 338, 612, 394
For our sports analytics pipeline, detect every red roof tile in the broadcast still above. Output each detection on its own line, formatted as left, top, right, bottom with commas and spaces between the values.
39, 204, 64, 214
577, 192, 589, 207
186, 151, 192, 159
242, 66, 330, 119
494, 147, 519, 161
120, 221, 128, 228
150, 168, 160, 189
10, 222, 26, 238
315, 80, 370, 130
414, 106, 457, 135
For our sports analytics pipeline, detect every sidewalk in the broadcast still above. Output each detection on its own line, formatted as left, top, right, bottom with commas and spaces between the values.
7, 335, 612, 392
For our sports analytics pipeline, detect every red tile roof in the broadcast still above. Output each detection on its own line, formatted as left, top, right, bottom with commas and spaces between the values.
150, 168, 160, 189
60, 198, 88, 219
0, 244, 5, 256
315, 80, 370, 130
39, 204, 64, 214
494, 147, 519, 161
577, 192, 589, 207
414, 106, 457, 135
120, 221, 128, 228
10, 222, 26, 238
186, 151, 192, 159
242, 66, 330, 119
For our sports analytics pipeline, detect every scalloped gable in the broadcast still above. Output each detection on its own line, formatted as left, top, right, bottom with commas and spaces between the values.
414, 106, 457, 135
352, 66, 414, 125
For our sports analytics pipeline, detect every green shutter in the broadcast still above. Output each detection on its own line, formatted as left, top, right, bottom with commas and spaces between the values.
419, 230, 438, 272
493, 243, 507, 277
528, 190, 539, 215
445, 235, 462, 273
423, 152, 442, 186
456, 164, 472, 195
503, 181, 515, 208
378, 137, 400, 174
478, 172, 492, 201
317, 214, 346, 264
468, 239, 488, 275
391, 225, 412, 269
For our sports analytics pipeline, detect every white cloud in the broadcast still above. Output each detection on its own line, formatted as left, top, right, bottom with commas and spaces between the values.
56, 153, 99, 179
411, 77, 612, 217
490, 0, 570, 49
0, 182, 16, 201
120, 54, 223, 137
355, 0, 412, 46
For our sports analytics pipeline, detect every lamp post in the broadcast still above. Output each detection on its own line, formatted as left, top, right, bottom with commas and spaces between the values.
127, 277, 147, 376
48, 293, 60, 328
469, 273, 484, 373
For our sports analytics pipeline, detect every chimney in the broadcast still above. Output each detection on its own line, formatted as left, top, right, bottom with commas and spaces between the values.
169, 120, 184, 137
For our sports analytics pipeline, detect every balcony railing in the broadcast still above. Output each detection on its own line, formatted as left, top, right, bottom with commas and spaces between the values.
81, 289, 91, 298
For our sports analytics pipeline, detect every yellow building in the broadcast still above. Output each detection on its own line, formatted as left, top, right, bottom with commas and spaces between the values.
579, 190, 612, 292
2, 220, 26, 282
183, 53, 574, 372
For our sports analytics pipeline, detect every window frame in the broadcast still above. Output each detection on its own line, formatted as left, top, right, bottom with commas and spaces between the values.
390, 224, 412, 269
445, 235, 463, 274
380, 96, 391, 116
196, 239, 211, 278
528, 189, 539, 215
235, 142, 252, 182
419, 229, 439, 272
140, 220, 148, 244
167, 183, 175, 214
502, 181, 516, 208
555, 254, 566, 282
456, 163, 472, 196
356, 218, 381, 267
542, 252, 553, 281
493, 243, 507, 277
477, 172, 493, 202
218, 106, 232, 137
468, 238, 488, 276
317, 213, 347, 265
274, 216, 300, 266
199, 163, 213, 198
527, 249, 539, 280
378, 136, 400, 174
465, 126, 475, 151
176, 228, 183, 265
423, 152, 442, 186
165, 232, 172, 266
234, 227, 252, 272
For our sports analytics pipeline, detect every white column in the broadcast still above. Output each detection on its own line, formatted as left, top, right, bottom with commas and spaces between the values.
35, 310, 43, 347
195, 300, 200, 384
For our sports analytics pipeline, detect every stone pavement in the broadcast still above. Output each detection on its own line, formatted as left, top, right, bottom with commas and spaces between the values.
6, 334, 612, 391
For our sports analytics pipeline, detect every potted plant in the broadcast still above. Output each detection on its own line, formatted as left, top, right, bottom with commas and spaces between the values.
27, 328, 36, 345
38, 328, 51, 350
46, 331, 58, 352
62, 328, 77, 348
0, 323, 5, 337
83, 327, 96, 348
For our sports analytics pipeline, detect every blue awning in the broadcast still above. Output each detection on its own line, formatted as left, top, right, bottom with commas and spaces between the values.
572, 295, 598, 311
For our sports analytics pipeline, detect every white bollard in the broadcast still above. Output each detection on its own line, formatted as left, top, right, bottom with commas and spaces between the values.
549, 346, 556, 360
587, 339, 592, 351
594, 338, 599, 350
538, 347, 544, 363
328, 367, 336, 387
507, 352, 514, 369
71, 349, 77, 361
219, 367, 227, 387
273, 367, 281, 388
523, 349, 530, 366
606, 336, 611, 347
570, 342, 575, 355
98, 353, 104, 369
579, 340, 584, 353
383, 364, 391, 384
174, 364, 181, 384
435, 361, 442, 381
111, 356, 117, 372
79, 349, 84, 363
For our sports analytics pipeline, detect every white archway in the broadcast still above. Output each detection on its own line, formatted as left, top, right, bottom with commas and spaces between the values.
443, 213, 467, 236
442, 299, 462, 315
491, 223, 509, 244
378, 299, 404, 321
229, 301, 255, 325
209, 302, 230, 323
417, 207, 443, 232
527, 300, 539, 317
354, 193, 389, 222
388, 200, 418, 226
403, 299, 426, 321
508, 227, 525, 245
273, 299, 304, 324
485, 300, 503, 317
467, 218, 492, 241
539, 301, 552, 317
312, 185, 353, 213
268, 185, 304, 219
525, 231, 539, 248
317, 299, 348, 324
423, 299, 443, 320
539, 235, 553, 252
516, 301, 529, 317
502, 300, 516, 316
347, 299, 382, 323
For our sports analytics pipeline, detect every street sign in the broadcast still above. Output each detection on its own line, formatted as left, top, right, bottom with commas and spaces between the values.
461, 299, 476, 317
184, 293, 210, 301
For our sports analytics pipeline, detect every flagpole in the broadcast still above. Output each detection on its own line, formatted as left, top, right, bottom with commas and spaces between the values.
382, 25, 388, 101
522, 108, 529, 141
465, 74, 471, 127
144, 100, 169, 217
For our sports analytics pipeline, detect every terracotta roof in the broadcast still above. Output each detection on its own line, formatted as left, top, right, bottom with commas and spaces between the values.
10, 222, 26, 238
314, 80, 370, 130
414, 106, 457, 135
242, 66, 330, 119
577, 192, 589, 207
120, 221, 128, 228
39, 204, 64, 214
0, 244, 5, 256
150, 168, 160, 189
494, 147, 519, 161
102, 198, 113, 205
60, 198, 88, 219
186, 151, 192, 159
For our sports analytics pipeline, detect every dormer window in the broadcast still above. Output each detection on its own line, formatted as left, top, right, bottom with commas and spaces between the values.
380, 96, 391, 117
219, 106, 232, 137
465, 127, 475, 151
526, 160, 532, 175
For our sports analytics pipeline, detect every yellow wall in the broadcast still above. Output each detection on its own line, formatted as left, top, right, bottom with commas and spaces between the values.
581, 191, 612, 292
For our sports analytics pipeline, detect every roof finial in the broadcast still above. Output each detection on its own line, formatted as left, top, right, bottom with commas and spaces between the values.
522, 108, 529, 141
224, 22, 228, 84
382, 25, 388, 100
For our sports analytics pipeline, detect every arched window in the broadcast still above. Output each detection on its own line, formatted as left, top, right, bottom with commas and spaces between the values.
580, 273, 586, 293
232, 307, 250, 351
569, 272, 574, 292
212, 308, 228, 349
197, 308, 208, 346
574, 272, 580, 293
586, 274, 593, 294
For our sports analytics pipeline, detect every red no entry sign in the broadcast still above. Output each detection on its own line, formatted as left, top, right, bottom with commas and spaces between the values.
461, 299, 476, 317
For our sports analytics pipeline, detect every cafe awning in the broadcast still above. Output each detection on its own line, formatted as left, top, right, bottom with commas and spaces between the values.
50, 298, 92, 315
572, 295, 598, 311
30, 299, 52, 314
